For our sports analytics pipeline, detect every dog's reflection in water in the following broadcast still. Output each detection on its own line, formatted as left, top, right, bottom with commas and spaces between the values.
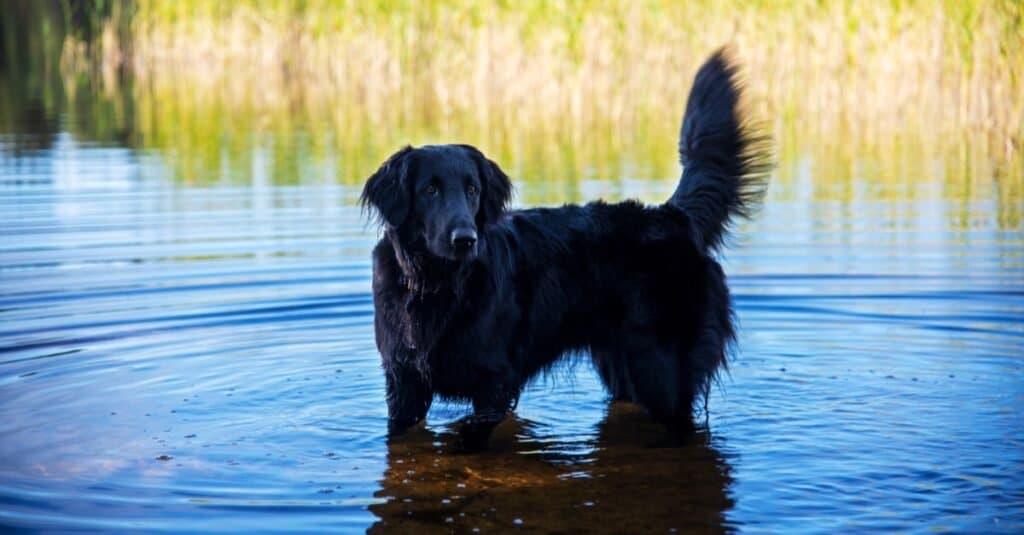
369, 403, 733, 534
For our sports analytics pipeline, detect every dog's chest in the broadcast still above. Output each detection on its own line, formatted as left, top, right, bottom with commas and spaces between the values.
403, 298, 504, 396
399, 292, 455, 351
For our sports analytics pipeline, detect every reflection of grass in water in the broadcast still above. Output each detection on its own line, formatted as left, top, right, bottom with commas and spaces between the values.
133, 78, 676, 188
0, 2, 137, 152
103, 3, 1021, 177
44, 0, 1024, 222
131, 72, 1020, 224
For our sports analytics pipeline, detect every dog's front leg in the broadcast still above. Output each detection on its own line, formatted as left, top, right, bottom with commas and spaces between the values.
384, 358, 433, 436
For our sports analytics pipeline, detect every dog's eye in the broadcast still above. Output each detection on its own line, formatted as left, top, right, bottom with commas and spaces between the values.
467, 185, 479, 196
425, 184, 438, 196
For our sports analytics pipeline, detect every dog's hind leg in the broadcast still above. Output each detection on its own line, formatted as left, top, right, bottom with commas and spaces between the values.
623, 340, 696, 432
591, 346, 636, 402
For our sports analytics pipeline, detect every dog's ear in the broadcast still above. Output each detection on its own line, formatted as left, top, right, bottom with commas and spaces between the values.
458, 145, 512, 226
362, 146, 414, 227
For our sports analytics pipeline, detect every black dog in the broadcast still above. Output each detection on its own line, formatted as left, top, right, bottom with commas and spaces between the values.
361, 49, 770, 445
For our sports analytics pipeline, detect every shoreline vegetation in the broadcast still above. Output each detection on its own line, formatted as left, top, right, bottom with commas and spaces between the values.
8, 1, 1024, 212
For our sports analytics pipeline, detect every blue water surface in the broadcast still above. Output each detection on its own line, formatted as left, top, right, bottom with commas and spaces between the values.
1, 132, 1022, 533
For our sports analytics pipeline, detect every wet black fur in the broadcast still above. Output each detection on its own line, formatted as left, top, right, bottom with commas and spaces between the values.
361, 49, 771, 446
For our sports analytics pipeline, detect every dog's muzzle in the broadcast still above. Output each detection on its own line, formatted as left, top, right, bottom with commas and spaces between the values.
451, 228, 478, 256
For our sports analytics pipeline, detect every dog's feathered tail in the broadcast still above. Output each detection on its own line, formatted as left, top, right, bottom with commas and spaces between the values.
670, 48, 772, 252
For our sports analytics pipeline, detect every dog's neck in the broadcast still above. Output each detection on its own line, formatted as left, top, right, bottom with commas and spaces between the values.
385, 227, 475, 297
383, 227, 479, 357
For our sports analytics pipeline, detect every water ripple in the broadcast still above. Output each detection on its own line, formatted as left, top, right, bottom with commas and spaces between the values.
2, 177, 1022, 532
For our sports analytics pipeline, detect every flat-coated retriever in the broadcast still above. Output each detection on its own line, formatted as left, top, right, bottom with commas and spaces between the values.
361, 49, 771, 446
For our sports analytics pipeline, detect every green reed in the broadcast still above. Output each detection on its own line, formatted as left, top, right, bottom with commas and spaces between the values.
27, 0, 1024, 224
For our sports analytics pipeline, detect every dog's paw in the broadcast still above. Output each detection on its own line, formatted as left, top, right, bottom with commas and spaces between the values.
386, 416, 425, 438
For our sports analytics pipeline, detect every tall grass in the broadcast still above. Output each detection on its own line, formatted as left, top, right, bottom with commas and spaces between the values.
121, 0, 1023, 140
59, 0, 1023, 212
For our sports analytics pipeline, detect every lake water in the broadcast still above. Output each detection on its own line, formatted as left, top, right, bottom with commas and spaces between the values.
2, 131, 1022, 533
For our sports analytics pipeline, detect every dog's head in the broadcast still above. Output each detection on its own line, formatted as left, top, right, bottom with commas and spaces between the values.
361, 144, 512, 261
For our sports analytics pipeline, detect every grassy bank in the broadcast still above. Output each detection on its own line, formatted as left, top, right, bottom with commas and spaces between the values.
47, 0, 1024, 208
117, 1, 1024, 141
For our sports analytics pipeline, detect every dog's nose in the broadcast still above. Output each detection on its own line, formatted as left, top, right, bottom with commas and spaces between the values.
451, 228, 478, 250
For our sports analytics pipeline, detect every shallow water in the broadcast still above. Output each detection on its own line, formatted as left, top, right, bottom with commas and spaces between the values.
2, 130, 1023, 533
